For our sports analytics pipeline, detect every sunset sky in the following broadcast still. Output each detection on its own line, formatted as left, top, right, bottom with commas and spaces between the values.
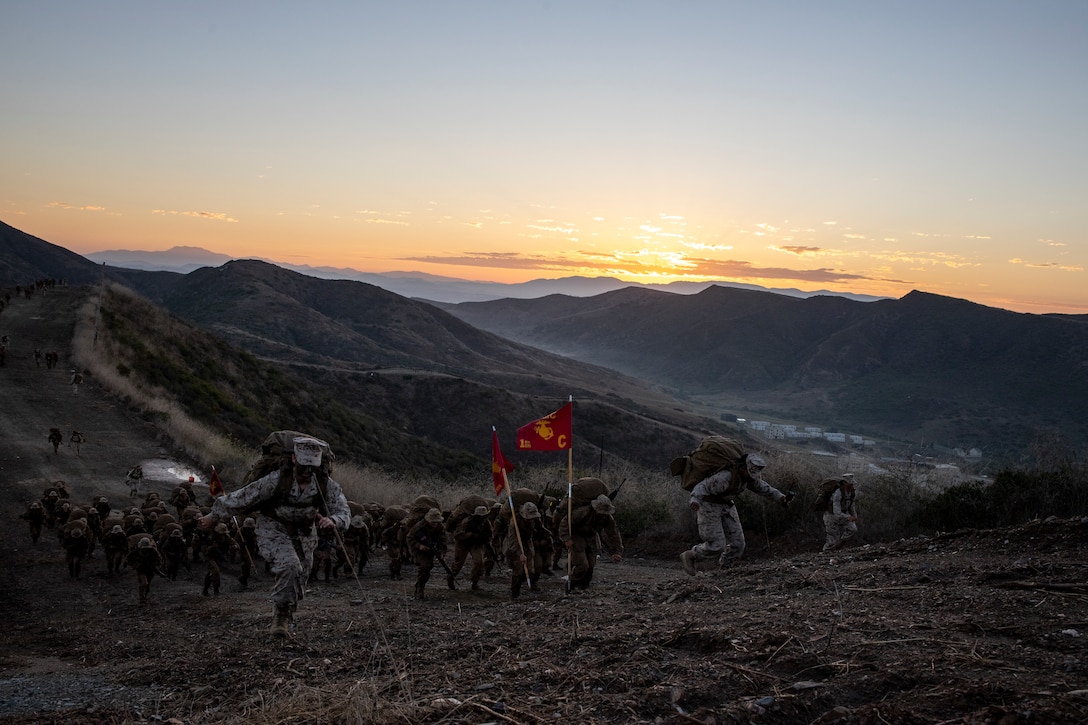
2, 2, 1086, 314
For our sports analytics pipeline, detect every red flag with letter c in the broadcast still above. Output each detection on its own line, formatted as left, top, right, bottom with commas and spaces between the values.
516, 402, 572, 451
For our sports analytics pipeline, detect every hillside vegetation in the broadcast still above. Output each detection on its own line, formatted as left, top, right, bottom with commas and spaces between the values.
75, 283, 1088, 550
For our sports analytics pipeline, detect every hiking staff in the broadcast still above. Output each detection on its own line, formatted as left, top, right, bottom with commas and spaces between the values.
504, 477, 532, 590
566, 476, 573, 594
493, 426, 531, 588
230, 515, 255, 570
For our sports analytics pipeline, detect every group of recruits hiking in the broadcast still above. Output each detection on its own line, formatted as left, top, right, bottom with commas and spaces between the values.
18, 436, 627, 638
19, 478, 266, 605
20, 432, 856, 639
198, 435, 625, 637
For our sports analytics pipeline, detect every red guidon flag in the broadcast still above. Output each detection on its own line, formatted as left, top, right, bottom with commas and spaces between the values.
516, 402, 572, 451
491, 430, 514, 496
208, 467, 225, 497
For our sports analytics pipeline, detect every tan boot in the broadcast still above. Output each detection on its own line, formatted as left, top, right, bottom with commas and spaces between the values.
680, 550, 697, 577
270, 605, 292, 637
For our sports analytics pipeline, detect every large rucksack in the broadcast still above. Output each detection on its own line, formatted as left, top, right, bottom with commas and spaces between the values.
811, 478, 845, 513
669, 436, 747, 492
552, 477, 610, 530
242, 430, 334, 486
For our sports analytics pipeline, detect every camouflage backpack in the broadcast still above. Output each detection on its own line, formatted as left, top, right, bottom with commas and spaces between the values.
669, 436, 747, 492
241, 430, 334, 485
552, 477, 611, 530
239, 431, 336, 517
811, 478, 845, 513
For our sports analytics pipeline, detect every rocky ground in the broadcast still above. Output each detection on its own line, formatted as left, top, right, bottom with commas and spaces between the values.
2, 287, 1088, 725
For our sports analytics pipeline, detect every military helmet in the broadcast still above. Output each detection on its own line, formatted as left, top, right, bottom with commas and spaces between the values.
170, 528, 183, 538
138, 537, 153, 549
519, 502, 541, 519
214, 523, 229, 534
473, 505, 489, 517
350, 515, 366, 529
746, 454, 767, 479
424, 507, 444, 524
242, 517, 256, 529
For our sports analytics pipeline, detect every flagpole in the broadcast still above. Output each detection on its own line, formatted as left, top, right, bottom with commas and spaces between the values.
493, 426, 531, 590
502, 467, 531, 591
566, 395, 573, 593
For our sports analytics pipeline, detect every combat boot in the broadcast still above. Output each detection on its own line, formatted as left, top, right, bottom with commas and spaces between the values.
680, 550, 697, 576
271, 605, 292, 637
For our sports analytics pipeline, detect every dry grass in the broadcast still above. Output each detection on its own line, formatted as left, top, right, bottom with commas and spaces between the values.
72, 285, 254, 473
71, 283, 946, 547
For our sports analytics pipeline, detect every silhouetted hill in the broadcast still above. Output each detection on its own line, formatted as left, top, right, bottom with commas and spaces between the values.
0, 224, 718, 474
0, 221, 104, 285
7, 218, 1085, 461
436, 287, 1088, 456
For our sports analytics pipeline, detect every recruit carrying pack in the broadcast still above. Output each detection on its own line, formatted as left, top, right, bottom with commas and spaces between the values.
241, 430, 334, 486
669, 436, 747, 492
811, 478, 844, 513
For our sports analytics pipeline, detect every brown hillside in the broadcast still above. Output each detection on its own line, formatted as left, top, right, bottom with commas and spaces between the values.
2, 286, 1088, 724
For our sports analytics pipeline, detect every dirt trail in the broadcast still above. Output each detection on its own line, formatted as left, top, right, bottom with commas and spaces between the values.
2, 286, 1088, 724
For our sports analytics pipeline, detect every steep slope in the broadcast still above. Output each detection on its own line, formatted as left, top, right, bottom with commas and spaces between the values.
439, 286, 1088, 455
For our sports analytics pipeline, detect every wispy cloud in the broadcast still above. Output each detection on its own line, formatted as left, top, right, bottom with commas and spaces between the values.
364, 218, 409, 226
773, 245, 822, 256
49, 202, 106, 212
151, 209, 238, 222
400, 249, 901, 285
687, 258, 884, 283
1009, 258, 1082, 271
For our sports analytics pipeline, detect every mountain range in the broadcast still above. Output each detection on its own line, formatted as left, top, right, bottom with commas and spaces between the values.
5, 219, 1086, 463
81, 244, 887, 305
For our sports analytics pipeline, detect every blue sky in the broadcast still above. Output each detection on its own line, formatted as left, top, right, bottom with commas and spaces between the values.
3, 1, 1087, 312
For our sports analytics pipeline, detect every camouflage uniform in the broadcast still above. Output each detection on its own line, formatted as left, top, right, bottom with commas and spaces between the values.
61, 522, 90, 578
378, 505, 409, 580
126, 536, 162, 604
336, 515, 369, 578
102, 525, 129, 576
308, 526, 340, 583
126, 465, 144, 497
207, 440, 350, 636
823, 477, 859, 552
407, 509, 448, 600
501, 502, 541, 599
20, 501, 44, 543
447, 506, 493, 591
200, 523, 237, 596
160, 527, 188, 581
682, 455, 787, 574
557, 495, 623, 590
84, 506, 102, 557
169, 485, 192, 518
41, 490, 59, 529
